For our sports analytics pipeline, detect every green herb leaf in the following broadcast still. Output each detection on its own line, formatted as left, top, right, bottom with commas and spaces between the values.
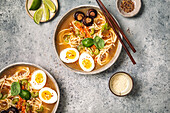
82, 38, 94, 47
98, 38, 105, 49
94, 36, 100, 42
19, 90, 31, 100
11, 82, 21, 96
93, 36, 105, 49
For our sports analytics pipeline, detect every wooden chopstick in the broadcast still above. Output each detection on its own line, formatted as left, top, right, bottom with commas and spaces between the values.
96, 0, 136, 64
96, 0, 136, 53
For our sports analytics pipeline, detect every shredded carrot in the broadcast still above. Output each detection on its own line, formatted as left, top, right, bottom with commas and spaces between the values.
22, 100, 26, 113
17, 96, 22, 109
76, 23, 84, 32
84, 26, 91, 38
92, 45, 96, 49
76, 23, 81, 28
22, 85, 24, 90
76, 22, 92, 38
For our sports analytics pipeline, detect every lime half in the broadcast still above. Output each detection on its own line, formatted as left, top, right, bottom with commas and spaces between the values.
33, 8, 43, 24
43, 0, 56, 13
29, 0, 42, 10
43, 3, 50, 21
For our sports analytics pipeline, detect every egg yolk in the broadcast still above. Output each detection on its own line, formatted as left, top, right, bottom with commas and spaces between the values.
41, 90, 52, 100
82, 59, 92, 69
35, 73, 44, 83
66, 50, 76, 59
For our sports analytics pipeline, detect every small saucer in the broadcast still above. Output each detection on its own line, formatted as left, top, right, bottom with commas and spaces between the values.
25, 0, 58, 22
116, 0, 141, 17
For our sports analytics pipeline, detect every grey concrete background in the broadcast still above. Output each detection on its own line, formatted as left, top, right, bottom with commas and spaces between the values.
0, 0, 169, 113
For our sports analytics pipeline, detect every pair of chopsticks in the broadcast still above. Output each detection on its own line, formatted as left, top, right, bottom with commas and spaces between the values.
96, 0, 136, 64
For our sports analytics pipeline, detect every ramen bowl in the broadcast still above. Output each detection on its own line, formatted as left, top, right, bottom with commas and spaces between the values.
0, 62, 60, 113
54, 5, 122, 74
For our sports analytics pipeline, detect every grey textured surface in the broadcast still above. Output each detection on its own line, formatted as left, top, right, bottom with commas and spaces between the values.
0, 0, 170, 113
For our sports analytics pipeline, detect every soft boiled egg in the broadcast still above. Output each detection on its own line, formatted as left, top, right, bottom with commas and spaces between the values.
39, 87, 58, 104
30, 70, 47, 90
60, 48, 79, 63
79, 52, 95, 72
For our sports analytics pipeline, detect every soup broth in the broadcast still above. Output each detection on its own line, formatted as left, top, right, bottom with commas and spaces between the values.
0, 65, 58, 113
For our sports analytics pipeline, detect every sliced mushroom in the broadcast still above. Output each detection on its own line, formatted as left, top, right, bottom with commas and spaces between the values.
87, 9, 98, 18
0, 110, 7, 113
83, 16, 94, 26
74, 11, 85, 22
7, 107, 19, 113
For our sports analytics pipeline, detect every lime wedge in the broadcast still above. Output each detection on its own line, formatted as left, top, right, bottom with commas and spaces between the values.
33, 8, 43, 24
43, 3, 50, 21
43, 0, 56, 13
29, 0, 42, 10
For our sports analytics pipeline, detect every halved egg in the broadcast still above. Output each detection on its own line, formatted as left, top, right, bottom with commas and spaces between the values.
39, 87, 58, 104
79, 52, 95, 72
30, 70, 46, 90
60, 48, 79, 63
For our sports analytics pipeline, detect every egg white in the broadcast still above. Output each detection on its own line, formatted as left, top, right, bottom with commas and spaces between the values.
60, 48, 79, 63
30, 70, 47, 90
79, 52, 95, 72
39, 87, 58, 104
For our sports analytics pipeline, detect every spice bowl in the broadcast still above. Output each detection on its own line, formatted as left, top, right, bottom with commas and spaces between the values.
116, 0, 141, 17
109, 72, 133, 97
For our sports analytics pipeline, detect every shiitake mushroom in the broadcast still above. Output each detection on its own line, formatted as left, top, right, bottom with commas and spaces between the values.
7, 107, 19, 113
0, 110, 7, 113
87, 9, 97, 18
83, 16, 94, 26
74, 11, 85, 22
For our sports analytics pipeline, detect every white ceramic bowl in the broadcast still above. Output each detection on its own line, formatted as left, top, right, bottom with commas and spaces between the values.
0, 62, 60, 113
54, 5, 122, 74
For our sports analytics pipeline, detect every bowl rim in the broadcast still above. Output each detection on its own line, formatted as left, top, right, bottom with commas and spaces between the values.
53, 5, 122, 75
116, 0, 141, 17
108, 71, 134, 97
0, 62, 60, 113
25, 0, 58, 22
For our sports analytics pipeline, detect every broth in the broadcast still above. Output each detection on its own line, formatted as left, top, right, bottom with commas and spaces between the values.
56, 8, 119, 71
0, 65, 57, 113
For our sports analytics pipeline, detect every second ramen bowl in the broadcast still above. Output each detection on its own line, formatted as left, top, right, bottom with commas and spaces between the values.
54, 5, 122, 74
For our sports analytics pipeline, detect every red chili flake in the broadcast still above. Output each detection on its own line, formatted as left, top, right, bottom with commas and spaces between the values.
120, 0, 134, 13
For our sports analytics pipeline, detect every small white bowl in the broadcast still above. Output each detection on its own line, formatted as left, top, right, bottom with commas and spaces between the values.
109, 72, 133, 97
116, 0, 141, 17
